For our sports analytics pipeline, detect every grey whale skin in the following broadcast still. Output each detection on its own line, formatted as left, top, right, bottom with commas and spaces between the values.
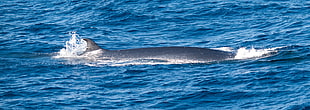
82, 38, 236, 62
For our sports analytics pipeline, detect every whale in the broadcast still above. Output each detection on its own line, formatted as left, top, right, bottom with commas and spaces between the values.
81, 38, 236, 63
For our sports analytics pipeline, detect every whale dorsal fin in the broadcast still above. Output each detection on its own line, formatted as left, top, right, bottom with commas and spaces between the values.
82, 38, 107, 52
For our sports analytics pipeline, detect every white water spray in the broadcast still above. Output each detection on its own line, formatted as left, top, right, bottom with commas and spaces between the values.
55, 32, 87, 58
234, 47, 278, 59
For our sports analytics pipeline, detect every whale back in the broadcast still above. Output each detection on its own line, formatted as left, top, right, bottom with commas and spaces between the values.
107, 47, 235, 61
81, 38, 235, 62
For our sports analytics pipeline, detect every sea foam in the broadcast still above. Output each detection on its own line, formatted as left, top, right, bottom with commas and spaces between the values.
234, 47, 278, 59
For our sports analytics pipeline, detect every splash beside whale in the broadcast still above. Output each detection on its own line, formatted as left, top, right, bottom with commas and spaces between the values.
81, 38, 236, 63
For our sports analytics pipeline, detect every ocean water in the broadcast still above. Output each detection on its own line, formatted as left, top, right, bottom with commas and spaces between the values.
0, 0, 309, 109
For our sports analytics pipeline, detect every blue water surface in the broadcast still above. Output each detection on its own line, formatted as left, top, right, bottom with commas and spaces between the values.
1, 0, 310, 109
